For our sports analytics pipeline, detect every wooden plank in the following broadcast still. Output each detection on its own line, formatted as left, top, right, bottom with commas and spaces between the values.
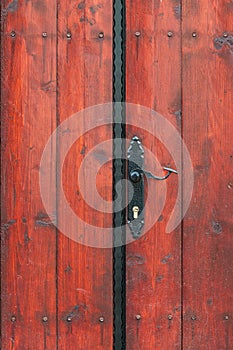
125, 1, 182, 348
182, 1, 233, 348
1, 0, 57, 348
57, 0, 113, 348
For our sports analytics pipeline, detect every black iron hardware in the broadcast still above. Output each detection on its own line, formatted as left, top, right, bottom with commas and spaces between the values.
127, 136, 177, 239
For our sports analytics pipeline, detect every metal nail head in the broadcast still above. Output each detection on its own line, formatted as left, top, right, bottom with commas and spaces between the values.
168, 315, 173, 320
11, 316, 16, 322
66, 32, 72, 39
67, 316, 72, 322
42, 316, 48, 322
42, 32, 48, 38
135, 31, 141, 37
192, 32, 197, 38
99, 316, 105, 322
167, 31, 173, 38
10, 31, 16, 38
98, 32, 104, 39
136, 314, 141, 320
223, 32, 228, 38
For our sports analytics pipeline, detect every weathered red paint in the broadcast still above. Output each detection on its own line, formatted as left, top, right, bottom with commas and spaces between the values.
1, 0, 57, 348
182, 1, 233, 348
125, 0, 182, 348
57, 1, 113, 348
1, 0, 233, 348
1, 0, 113, 349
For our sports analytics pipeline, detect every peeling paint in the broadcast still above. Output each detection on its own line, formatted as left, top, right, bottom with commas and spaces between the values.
174, 4, 181, 19
127, 254, 145, 266
1, 219, 16, 232
212, 221, 222, 234
35, 212, 56, 227
156, 275, 164, 282
161, 253, 172, 264
6, 0, 18, 12
78, 1, 85, 10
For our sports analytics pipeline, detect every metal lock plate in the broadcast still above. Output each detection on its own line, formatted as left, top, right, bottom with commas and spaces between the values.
127, 136, 177, 239
127, 136, 145, 239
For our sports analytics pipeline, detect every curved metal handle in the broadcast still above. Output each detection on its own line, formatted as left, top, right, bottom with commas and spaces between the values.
144, 167, 178, 181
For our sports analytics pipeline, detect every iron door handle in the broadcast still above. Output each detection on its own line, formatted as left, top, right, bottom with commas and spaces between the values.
127, 136, 177, 238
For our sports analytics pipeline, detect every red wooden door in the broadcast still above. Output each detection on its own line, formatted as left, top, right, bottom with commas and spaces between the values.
1, 0, 233, 349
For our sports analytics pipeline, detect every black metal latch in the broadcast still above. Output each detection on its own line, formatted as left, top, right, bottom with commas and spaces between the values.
127, 136, 177, 239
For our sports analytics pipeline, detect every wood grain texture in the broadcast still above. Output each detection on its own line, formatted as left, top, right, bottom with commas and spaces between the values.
57, 0, 113, 349
1, 0, 57, 348
125, 0, 182, 348
182, 1, 233, 348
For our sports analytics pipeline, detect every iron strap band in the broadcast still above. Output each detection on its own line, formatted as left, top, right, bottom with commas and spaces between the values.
113, 0, 126, 349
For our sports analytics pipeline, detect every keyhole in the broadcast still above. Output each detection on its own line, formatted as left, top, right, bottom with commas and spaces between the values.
132, 206, 139, 219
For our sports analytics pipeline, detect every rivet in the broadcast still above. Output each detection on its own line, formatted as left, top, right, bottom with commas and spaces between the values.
42, 316, 48, 322
132, 136, 139, 141
191, 315, 197, 321
98, 32, 104, 39
11, 316, 16, 322
192, 32, 197, 38
10, 31, 16, 38
167, 31, 173, 38
66, 32, 72, 39
135, 31, 141, 37
42, 32, 48, 38
224, 315, 229, 320
99, 316, 104, 322
67, 316, 72, 322
168, 314, 173, 320
136, 314, 141, 320
223, 32, 228, 38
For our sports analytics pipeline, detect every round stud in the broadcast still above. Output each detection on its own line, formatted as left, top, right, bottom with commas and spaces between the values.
98, 32, 104, 39
66, 32, 72, 39
168, 315, 173, 321
192, 32, 197, 38
67, 316, 72, 322
223, 32, 228, 38
42, 32, 48, 38
136, 314, 141, 320
224, 315, 229, 320
191, 315, 197, 321
99, 316, 105, 323
167, 31, 173, 38
11, 316, 16, 322
42, 316, 48, 322
10, 31, 16, 38
135, 31, 141, 37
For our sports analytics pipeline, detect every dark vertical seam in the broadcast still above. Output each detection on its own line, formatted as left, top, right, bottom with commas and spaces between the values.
180, 1, 184, 349
0, 1, 4, 344
55, 0, 59, 349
